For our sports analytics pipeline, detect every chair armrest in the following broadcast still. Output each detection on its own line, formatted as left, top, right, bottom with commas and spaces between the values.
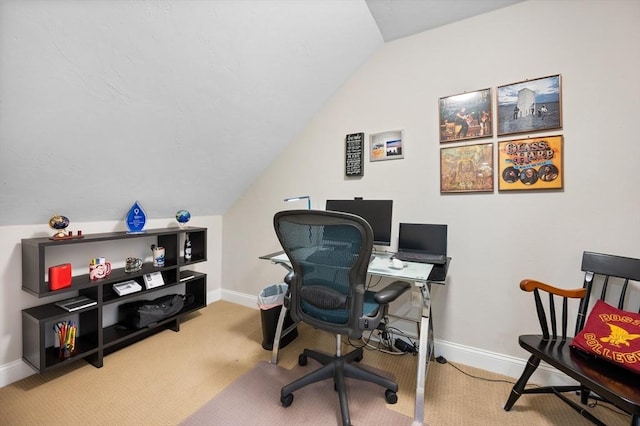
374, 281, 411, 305
520, 279, 586, 299
284, 271, 294, 285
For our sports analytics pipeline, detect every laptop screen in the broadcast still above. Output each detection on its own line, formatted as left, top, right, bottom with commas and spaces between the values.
398, 223, 447, 255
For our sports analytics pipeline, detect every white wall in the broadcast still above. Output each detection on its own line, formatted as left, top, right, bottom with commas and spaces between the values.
0, 215, 221, 386
222, 0, 640, 380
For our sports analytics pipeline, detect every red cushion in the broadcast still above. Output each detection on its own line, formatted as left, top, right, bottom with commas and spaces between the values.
570, 299, 640, 374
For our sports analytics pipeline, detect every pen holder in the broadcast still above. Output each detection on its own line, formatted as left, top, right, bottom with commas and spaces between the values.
59, 345, 76, 360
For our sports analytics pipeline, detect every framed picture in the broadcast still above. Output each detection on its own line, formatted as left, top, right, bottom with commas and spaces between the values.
439, 88, 492, 143
498, 135, 563, 191
345, 132, 364, 176
497, 74, 562, 136
370, 130, 404, 162
440, 143, 494, 193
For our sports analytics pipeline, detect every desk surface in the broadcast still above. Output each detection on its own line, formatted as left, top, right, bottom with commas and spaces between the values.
264, 250, 435, 284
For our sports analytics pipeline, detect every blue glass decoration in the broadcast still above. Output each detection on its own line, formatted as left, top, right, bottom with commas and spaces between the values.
175, 209, 191, 227
126, 201, 147, 233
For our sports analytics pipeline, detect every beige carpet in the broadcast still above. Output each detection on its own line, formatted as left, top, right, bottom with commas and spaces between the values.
181, 360, 411, 425
0, 301, 632, 425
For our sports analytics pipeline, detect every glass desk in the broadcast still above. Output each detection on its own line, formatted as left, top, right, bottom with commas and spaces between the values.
260, 250, 449, 426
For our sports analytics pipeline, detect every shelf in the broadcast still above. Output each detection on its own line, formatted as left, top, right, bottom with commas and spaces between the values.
21, 227, 208, 374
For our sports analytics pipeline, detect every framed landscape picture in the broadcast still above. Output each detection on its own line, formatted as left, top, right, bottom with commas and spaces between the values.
370, 130, 404, 162
439, 88, 493, 143
497, 74, 562, 136
498, 135, 564, 191
440, 143, 494, 193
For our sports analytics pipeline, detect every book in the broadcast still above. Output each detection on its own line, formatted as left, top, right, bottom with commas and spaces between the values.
113, 280, 142, 296
55, 296, 97, 312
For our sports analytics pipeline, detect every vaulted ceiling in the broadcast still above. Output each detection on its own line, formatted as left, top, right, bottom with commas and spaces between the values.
0, 0, 521, 225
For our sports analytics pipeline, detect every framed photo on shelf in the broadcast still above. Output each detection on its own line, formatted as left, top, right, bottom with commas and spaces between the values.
498, 135, 563, 191
439, 88, 492, 143
497, 74, 562, 136
440, 143, 494, 193
369, 130, 404, 162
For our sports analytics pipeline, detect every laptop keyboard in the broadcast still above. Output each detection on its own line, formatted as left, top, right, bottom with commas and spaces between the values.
393, 252, 446, 264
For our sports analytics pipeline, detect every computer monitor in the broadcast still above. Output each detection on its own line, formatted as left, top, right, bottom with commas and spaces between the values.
398, 223, 447, 255
325, 199, 393, 246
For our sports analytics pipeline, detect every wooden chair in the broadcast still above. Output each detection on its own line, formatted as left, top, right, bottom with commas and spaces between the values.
504, 251, 640, 426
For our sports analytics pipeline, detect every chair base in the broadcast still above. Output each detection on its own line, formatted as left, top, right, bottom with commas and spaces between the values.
281, 346, 398, 426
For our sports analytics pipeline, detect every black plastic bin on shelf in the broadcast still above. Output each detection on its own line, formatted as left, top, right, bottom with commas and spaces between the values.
258, 283, 298, 350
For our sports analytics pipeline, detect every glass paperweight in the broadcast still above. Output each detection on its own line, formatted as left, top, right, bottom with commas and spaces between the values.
176, 209, 191, 228
126, 201, 147, 234
49, 215, 70, 238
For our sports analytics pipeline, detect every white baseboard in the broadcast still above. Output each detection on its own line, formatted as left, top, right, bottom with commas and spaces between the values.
0, 289, 574, 389
432, 339, 577, 387
219, 288, 257, 308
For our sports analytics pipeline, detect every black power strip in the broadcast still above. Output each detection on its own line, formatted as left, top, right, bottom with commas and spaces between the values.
394, 338, 417, 354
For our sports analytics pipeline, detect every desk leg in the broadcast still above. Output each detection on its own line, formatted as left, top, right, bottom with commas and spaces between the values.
270, 304, 288, 365
413, 283, 433, 426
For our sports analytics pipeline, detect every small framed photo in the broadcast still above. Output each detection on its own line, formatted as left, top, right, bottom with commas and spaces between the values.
498, 135, 563, 191
439, 88, 493, 143
370, 130, 404, 162
497, 74, 562, 136
440, 143, 494, 193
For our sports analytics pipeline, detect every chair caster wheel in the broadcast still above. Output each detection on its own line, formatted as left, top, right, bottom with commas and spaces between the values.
298, 354, 307, 366
281, 393, 294, 407
385, 389, 398, 404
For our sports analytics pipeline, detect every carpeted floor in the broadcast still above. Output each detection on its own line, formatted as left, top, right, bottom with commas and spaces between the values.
0, 301, 631, 425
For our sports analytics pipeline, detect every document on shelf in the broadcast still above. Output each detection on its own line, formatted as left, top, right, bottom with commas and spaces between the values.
143, 272, 165, 289
113, 280, 142, 296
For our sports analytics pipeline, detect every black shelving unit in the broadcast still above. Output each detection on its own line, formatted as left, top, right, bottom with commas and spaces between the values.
21, 227, 207, 373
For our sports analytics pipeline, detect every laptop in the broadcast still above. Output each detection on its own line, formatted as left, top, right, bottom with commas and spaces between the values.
393, 223, 447, 265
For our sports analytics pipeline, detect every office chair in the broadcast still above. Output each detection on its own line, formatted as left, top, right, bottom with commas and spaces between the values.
273, 210, 411, 426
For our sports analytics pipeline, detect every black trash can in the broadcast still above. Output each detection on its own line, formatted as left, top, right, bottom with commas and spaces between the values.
258, 283, 298, 350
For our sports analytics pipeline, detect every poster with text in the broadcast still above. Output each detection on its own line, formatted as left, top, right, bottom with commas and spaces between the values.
498, 135, 563, 191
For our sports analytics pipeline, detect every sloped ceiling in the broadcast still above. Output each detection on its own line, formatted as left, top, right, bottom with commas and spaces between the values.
0, 0, 521, 225
365, 0, 523, 42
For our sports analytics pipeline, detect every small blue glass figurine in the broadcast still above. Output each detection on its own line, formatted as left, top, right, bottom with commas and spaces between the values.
176, 210, 191, 228
126, 201, 147, 233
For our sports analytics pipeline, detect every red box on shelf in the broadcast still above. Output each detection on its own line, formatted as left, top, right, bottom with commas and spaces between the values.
49, 263, 72, 290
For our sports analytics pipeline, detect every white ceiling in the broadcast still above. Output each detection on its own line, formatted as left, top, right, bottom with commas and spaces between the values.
366, 0, 524, 41
0, 0, 524, 225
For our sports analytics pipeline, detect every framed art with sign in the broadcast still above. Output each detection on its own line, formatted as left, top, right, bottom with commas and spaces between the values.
440, 143, 494, 193
498, 135, 563, 191
439, 88, 492, 143
369, 130, 404, 162
497, 74, 562, 136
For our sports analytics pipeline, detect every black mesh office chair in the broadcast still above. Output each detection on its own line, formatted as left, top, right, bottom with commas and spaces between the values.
273, 210, 411, 426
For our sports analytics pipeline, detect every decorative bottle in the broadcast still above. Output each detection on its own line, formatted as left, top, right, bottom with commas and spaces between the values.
184, 233, 192, 262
